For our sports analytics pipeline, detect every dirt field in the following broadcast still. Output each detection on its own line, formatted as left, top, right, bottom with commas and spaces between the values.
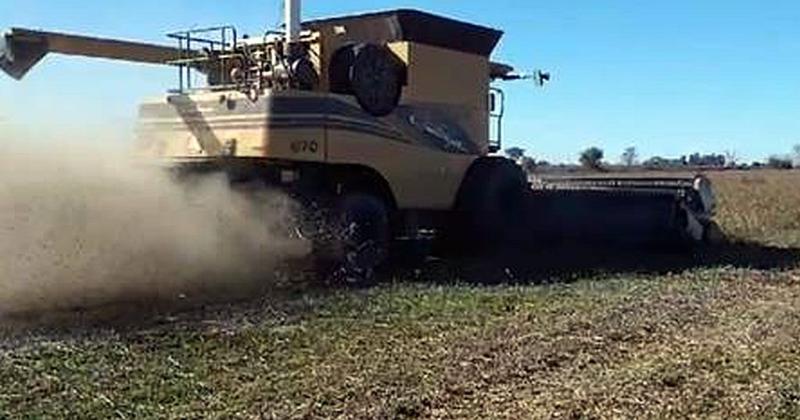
2, 170, 800, 419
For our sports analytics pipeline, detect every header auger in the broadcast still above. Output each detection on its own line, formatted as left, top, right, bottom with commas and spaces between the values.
1, 1, 719, 284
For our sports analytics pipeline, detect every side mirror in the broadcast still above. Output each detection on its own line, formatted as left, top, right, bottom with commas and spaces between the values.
534, 70, 551, 87
489, 88, 504, 116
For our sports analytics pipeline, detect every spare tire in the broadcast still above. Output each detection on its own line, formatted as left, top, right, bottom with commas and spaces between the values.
329, 43, 404, 117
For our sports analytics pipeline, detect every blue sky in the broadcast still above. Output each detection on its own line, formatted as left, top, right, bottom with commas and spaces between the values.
2, 1, 799, 163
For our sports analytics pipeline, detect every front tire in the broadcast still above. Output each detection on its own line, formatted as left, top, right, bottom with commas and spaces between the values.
441, 158, 529, 254
315, 193, 391, 286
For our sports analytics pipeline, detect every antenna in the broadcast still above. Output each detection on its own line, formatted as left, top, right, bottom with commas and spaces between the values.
499, 70, 552, 86
490, 62, 551, 87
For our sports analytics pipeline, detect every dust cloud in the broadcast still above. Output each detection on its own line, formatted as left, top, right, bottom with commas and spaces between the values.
0, 129, 310, 316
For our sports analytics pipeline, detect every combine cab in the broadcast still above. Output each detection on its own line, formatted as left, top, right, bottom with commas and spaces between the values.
0, 2, 719, 283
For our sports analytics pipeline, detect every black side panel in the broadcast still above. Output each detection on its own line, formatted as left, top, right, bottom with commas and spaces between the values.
394, 9, 502, 57
523, 190, 682, 245
306, 9, 503, 57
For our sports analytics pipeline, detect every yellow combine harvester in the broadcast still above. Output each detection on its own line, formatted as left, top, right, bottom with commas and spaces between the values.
1, 2, 718, 283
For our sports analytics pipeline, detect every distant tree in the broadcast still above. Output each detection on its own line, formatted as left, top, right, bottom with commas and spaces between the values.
621, 146, 639, 167
767, 156, 793, 170
793, 144, 800, 167
643, 155, 689, 169
579, 147, 604, 170
520, 156, 537, 174
688, 153, 726, 167
643, 156, 666, 168
724, 150, 739, 167
505, 147, 525, 162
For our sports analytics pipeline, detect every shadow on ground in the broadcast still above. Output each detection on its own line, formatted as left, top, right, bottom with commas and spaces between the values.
3, 240, 799, 343
407, 241, 800, 286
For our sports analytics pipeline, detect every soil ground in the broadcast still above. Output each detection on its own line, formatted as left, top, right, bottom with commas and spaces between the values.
2, 170, 800, 419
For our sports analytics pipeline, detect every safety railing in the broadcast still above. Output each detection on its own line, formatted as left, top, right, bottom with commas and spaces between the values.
166, 26, 238, 92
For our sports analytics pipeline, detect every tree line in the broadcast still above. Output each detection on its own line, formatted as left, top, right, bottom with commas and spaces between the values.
505, 144, 800, 172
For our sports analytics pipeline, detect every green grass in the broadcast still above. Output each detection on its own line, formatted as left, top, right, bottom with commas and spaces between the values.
3, 170, 800, 419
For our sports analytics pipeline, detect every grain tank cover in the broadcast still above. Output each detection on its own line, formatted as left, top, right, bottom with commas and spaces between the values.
305, 9, 503, 57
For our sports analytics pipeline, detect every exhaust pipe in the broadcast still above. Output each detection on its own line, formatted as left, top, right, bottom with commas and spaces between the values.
285, 0, 301, 45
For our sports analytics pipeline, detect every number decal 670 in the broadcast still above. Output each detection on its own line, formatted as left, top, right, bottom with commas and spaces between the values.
290, 140, 320, 154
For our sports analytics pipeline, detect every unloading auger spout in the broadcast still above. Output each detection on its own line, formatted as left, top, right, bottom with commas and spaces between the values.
0, 28, 192, 80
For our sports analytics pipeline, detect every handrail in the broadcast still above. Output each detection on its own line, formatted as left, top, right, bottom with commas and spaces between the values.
165, 26, 238, 92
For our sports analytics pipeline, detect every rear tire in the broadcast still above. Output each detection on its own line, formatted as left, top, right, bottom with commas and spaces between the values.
314, 193, 391, 286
